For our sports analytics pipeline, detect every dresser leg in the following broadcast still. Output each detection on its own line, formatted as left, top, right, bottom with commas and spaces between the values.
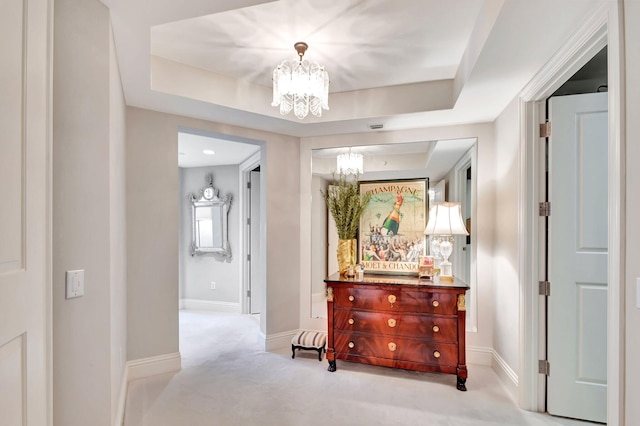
456, 377, 467, 391
327, 360, 336, 372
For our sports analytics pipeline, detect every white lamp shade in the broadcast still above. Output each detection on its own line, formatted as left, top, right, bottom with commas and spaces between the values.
424, 202, 469, 236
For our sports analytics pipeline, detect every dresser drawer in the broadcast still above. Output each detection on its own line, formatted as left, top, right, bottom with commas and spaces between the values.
332, 286, 457, 315
334, 309, 458, 342
334, 332, 459, 367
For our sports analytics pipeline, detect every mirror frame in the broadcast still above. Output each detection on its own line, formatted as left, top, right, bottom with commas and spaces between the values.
188, 173, 232, 260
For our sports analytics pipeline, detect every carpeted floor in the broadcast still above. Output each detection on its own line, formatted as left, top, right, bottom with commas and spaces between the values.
124, 310, 591, 426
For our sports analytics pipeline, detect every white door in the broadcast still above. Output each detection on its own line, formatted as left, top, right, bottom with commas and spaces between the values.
249, 170, 263, 314
0, 0, 50, 425
547, 92, 608, 423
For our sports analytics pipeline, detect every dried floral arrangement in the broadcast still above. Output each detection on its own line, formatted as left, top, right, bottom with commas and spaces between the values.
322, 173, 371, 240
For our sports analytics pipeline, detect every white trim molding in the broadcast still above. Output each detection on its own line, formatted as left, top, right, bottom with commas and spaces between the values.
451, 144, 478, 333
518, 2, 625, 423
180, 298, 242, 314
260, 329, 299, 352
239, 150, 262, 316
115, 352, 182, 425
605, 3, 626, 425
466, 345, 493, 366
114, 366, 129, 426
126, 352, 182, 382
467, 346, 519, 402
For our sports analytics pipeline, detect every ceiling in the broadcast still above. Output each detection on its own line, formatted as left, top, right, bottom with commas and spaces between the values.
102, 0, 605, 165
178, 132, 261, 167
312, 138, 476, 182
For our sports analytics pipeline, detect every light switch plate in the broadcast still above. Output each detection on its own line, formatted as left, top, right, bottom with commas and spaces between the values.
66, 269, 85, 299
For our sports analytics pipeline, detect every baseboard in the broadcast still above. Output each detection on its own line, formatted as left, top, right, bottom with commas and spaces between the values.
114, 366, 128, 426
467, 345, 518, 401
491, 349, 519, 402
180, 298, 241, 314
127, 352, 182, 382
260, 329, 299, 352
466, 345, 493, 366
115, 352, 181, 425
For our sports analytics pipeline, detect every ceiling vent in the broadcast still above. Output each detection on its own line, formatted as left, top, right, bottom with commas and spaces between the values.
369, 124, 383, 130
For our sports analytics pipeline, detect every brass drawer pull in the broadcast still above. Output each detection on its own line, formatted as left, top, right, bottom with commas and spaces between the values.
387, 318, 397, 328
388, 295, 397, 304
388, 342, 397, 351
432, 325, 440, 333
348, 341, 355, 349
348, 318, 355, 325
348, 295, 355, 302
433, 350, 441, 358
432, 300, 440, 308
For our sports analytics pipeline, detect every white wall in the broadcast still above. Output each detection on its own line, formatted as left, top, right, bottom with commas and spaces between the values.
491, 96, 521, 375
310, 175, 329, 318
53, 0, 126, 424
108, 20, 128, 424
180, 165, 241, 306
127, 107, 300, 357
126, 107, 180, 360
179, 167, 186, 301
625, 1, 640, 424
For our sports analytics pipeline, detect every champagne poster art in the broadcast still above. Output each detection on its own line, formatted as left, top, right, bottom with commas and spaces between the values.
358, 178, 428, 275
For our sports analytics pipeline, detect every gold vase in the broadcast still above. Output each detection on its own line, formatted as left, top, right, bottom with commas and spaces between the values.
337, 239, 357, 276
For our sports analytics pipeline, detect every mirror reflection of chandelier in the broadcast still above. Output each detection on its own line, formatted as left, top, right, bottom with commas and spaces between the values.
271, 42, 329, 119
336, 148, 363, 175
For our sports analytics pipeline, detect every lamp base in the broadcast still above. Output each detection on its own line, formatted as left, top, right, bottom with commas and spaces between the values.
440, 259, 452, 277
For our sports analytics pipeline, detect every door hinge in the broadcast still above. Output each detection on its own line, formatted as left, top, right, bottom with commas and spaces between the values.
247, 254, 251, 261
247, 181, 251, 189
539, 360, 550, 376
539, 201, 551, 216
539, 281, 551, 296
247, 290, 251, 297
247, 218, 251, 226
540, 122, 551, 138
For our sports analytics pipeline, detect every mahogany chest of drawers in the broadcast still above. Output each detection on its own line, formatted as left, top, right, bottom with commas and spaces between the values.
324, 273, 470, 391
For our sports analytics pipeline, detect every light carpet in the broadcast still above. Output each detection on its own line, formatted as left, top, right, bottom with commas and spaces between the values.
124, 310, 591, 426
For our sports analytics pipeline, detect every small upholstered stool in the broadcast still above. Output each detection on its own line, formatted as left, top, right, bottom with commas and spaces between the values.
291, 330, 327, 361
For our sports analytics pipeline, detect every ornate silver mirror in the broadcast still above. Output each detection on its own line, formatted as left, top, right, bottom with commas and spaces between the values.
189, 173, 232, 260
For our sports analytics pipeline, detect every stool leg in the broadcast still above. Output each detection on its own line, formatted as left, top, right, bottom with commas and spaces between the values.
317, 348, 322, 361
291, 345, 295, 359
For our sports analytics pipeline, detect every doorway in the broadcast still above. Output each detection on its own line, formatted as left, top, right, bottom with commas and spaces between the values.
451, 145, 477, 332
519, 7, 624, 424
248, 166, 263, 316
240, 151, 265, 323
177, 129, 262, 318
544, 91, 608, 423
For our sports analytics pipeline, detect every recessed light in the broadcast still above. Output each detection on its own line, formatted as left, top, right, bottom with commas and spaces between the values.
203, 149, 215, 155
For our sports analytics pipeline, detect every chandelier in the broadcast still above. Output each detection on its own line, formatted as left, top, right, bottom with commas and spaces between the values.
336, 148, 363, 175
272, 42, 329, 119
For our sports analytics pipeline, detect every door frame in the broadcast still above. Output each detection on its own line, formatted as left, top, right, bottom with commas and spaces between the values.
517, 3, 625, 424
451, 144, 478, 333
239, 150, 262, 316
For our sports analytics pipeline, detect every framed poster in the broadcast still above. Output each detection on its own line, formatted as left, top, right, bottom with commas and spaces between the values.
358, 178, 429, 275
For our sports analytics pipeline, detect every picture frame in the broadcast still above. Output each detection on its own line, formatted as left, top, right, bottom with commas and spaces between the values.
358, 178, 429, 275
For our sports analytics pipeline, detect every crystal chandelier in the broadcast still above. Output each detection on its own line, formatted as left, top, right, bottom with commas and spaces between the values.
336, 148, 363, 175
272, 42, 329, 119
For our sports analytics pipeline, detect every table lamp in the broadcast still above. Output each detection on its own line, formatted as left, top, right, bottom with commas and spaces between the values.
424, 202, 469, 282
